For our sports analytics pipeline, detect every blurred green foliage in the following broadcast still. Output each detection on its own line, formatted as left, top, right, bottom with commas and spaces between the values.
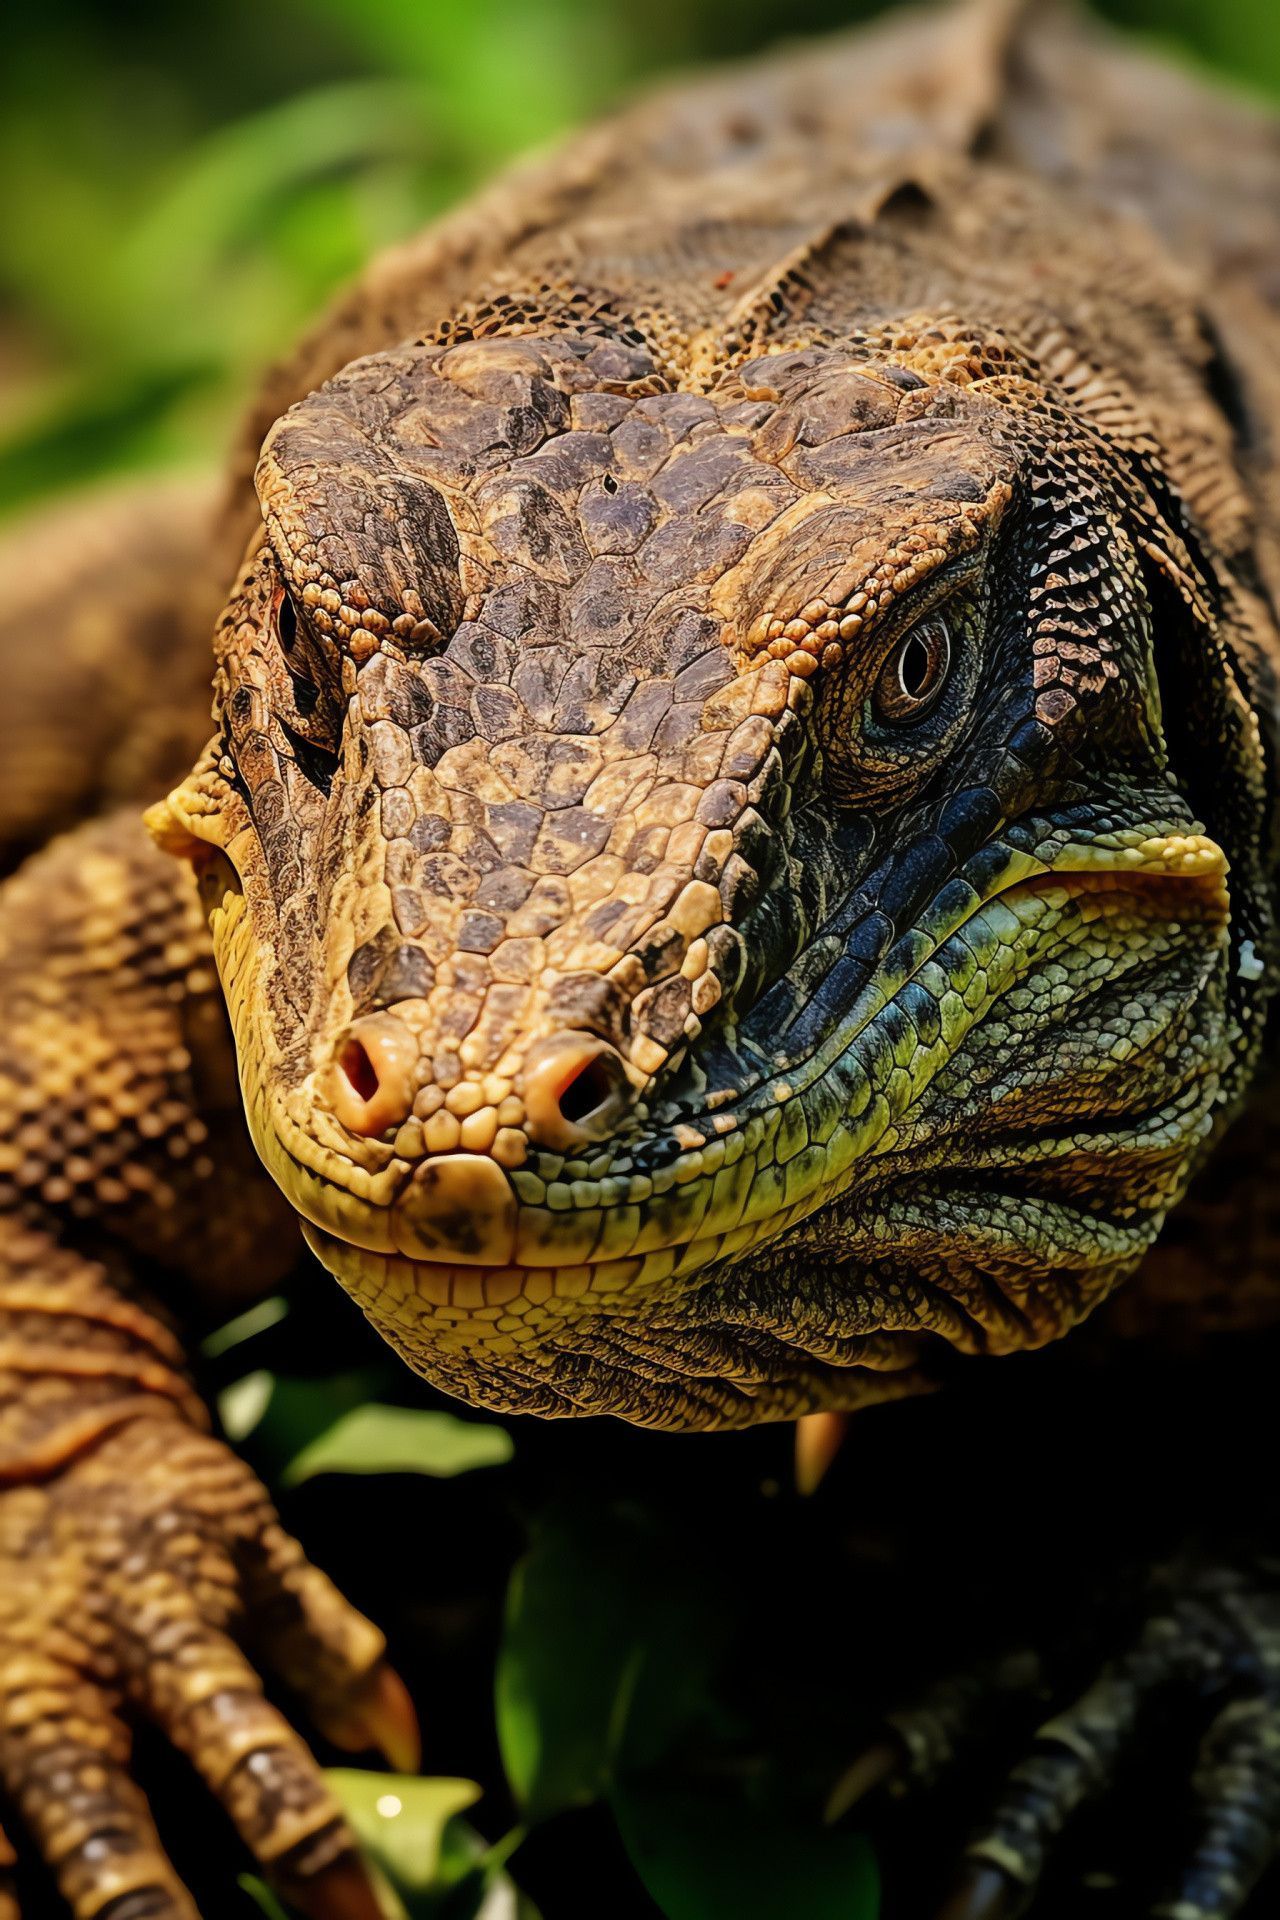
496, 1502, 879, 1919
1, 0, 1278, 513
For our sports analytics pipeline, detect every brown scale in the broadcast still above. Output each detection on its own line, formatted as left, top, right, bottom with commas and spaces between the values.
0, 812, 297, 1300
0, 481, 226, 879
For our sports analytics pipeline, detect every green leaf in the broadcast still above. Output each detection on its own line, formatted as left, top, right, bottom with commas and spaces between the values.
611, 1778, 879, 1920
281, 1404, 513, 1486
323, 1773, 534, 1920
495, 1502, 727, 1826
0, 364, 213, 515
202, 1296, 290, 1358
324, 1771, 482, 1893
218, 1371, 275, 1442
253, 1371, 387, 1464
115, 80, 438, 361
237, 1876, 292, 1920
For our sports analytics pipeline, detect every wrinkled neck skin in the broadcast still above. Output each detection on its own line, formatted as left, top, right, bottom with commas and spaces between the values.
152, 295, 1277, 1431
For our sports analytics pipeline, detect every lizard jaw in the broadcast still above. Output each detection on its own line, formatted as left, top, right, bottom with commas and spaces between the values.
230, 825, 1235, 1420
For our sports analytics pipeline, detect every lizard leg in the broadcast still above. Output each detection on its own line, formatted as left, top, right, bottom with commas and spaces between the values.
0, 1218, 402, 1919
0, 809, 421, 1913
0, 815, 414, 1914
0, 1410, 394, 1920
928, 1567, 1280, 1919
1150, 1694, 1280, 1919
91, 1414, 421, 1779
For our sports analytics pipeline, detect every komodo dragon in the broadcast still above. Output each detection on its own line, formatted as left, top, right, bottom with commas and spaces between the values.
3, 0, 1280, 1912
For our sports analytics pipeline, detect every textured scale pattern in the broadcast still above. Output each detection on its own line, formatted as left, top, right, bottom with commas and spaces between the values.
153, 250, 1271, 1428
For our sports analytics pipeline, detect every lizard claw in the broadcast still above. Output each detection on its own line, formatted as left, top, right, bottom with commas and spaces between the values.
313, 1661, 422, 1775
278, 1852, 386, 1920
936, 1865, 1018, 1920
824, 1740, 902, 1823
795, 1412, 851, 1497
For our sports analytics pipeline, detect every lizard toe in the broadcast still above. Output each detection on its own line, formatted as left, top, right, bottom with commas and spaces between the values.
0, 1652, 198, 1920
936, 1564, 1280, 1919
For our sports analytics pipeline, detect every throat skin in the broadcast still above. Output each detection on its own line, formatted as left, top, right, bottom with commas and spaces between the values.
147, 0, 1280, 1428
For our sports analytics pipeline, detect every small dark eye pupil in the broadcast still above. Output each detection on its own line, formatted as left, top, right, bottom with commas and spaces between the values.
899, 633, 932, 698
278, 594, 298, 652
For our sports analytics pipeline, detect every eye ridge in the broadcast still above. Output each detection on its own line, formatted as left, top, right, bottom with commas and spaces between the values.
873, 612, 952, 725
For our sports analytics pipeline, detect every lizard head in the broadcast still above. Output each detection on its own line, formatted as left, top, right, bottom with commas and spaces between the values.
153, 303, 1273, 1428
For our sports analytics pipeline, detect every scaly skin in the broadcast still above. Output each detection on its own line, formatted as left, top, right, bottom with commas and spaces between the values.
0, 479, 227, 878
152, 252, 1276, 1431
2, 0, 1280, 1911
0, 815, 406, 1918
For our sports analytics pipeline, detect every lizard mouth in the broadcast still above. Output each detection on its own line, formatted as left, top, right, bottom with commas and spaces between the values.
266, 826, 1232, 1375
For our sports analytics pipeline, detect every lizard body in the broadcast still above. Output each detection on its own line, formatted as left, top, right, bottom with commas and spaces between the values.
2, 1, 1280, 1911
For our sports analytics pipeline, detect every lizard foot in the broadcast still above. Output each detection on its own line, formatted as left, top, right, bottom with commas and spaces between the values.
0, 1413, 421, 1919
830, 1562, 1280, 1919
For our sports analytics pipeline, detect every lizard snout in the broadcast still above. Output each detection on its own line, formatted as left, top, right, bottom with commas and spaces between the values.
521, 1033, 641, 1154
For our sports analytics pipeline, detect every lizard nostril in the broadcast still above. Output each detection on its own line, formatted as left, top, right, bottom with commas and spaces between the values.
325, 1014, 417, 1137
522, 1034, 638, 1152
339, 1039, 379, 1104
557, 1053, 619, 1126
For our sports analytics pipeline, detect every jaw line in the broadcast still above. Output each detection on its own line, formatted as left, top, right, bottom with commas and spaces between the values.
285, 826, 1231, 1309
724, 827, 1230, 1114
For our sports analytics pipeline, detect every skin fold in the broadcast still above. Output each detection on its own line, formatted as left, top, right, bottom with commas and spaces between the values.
2, 0, 1280, 1912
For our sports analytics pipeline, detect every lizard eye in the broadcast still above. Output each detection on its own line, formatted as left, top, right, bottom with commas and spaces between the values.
262, 577, 345, 793
873, 613, 952, 724
278, 591, 299, 652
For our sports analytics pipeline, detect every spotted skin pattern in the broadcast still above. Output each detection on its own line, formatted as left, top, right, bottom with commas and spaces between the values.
2, 1, 1280, 1912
